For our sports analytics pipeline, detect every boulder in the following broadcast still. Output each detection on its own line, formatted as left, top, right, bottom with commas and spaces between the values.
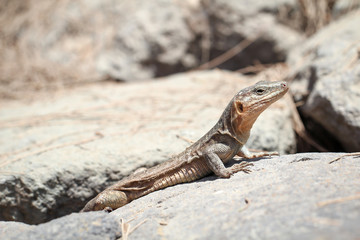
1, 153, 359, 239
95, 0, 194, 81
0, 212, 120, 240
0, 70, 294, 224
288, 10, 360, 151
201, 0, 303, 70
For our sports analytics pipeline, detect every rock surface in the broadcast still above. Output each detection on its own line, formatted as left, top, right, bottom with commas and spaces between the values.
0, 212, 121, 240
202, 0, 303, 70
288, 10, 360, 151
95, 0, 194, 81
1, 153, 359, 240
0, 70, 295, 224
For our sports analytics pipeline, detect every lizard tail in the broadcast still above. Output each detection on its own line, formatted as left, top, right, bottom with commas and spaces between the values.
80, 190, 128, 212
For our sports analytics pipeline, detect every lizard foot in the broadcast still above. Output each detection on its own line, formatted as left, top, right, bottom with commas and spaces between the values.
230, 161, 254, 174
245, 151, 279, 158
264, 151, 279, 156
253, 151, 279, 158
237, 146, 279, 159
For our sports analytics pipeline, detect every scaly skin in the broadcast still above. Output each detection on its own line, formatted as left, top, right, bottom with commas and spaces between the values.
81, 81, 289, 212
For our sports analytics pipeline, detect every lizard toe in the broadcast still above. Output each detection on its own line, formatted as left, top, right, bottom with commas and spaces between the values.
230, 162, 253, 174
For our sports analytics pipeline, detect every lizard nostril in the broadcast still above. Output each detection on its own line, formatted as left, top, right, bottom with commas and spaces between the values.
281, 82, 287, 88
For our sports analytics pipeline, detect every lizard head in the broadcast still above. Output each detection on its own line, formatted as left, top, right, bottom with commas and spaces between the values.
230, 81, 288, 141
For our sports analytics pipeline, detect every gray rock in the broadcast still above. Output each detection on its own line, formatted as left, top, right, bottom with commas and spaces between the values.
111, 153, 360, 240
0, 212, 120, 240
303, 67, 360, 151
288, 11, 360, 151
333, 0, 360, 18
96, 0, 193, 81
0, 153, 359, 239
201, 0, 303, 70
0, 70, 294, 224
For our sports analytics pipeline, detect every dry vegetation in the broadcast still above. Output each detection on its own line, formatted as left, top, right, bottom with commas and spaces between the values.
298, 0, 339, 35
0, 0, 105, 100
1, 1, 67, 99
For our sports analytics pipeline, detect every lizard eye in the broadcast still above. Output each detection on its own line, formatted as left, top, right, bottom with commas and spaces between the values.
255, 88, 265, 95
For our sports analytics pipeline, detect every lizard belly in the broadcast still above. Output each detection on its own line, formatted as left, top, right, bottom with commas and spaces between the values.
138, 157, 211, 197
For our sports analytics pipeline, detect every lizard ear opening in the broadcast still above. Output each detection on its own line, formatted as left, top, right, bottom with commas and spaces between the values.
231, 100, 243, 134
236, 101, 244, 113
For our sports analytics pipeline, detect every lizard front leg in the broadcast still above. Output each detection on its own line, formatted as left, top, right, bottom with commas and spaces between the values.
237, 145, 279, 159
204, 151, 253, 178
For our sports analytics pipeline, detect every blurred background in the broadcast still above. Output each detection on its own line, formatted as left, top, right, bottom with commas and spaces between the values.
0, 0, 357, 96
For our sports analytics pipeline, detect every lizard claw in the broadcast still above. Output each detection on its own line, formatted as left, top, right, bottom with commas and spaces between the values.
230, 162, 254, 174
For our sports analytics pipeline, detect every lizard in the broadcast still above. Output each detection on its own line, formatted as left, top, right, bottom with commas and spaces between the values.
81, 80, 289, 212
